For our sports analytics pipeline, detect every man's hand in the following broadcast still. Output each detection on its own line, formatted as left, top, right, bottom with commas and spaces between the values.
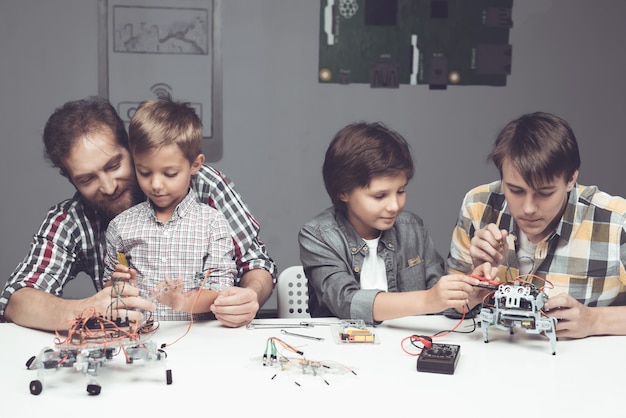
151, 278, 185, 311
470, 262, 499, 282
543, 293, 598, 339
470, 224, 508, 267
99, 279, 156, 323
4, 284, 154, 331
211, 286, 259, 328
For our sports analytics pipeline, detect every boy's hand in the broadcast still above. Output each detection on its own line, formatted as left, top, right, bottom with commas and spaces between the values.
151, 278, 185, 311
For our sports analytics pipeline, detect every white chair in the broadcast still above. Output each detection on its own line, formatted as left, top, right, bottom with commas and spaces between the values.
276, 265, 310, 318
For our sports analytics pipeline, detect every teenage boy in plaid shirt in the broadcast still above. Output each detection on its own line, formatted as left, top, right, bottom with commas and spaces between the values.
448, 112, 626, 338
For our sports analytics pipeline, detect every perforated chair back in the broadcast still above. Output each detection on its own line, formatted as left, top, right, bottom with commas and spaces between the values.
276, 265, 310, 318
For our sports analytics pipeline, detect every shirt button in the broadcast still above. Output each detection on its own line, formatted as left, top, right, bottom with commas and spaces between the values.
353, 266, 360, 273
351, 247, 358, 254
387, 243, 394, 249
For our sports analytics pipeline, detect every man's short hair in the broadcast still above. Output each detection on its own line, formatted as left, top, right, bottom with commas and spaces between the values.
489, 112, 581, 188
43, 96, 128, 178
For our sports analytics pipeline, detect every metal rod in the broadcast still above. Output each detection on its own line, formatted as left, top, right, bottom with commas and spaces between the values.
280, 329, 324, 341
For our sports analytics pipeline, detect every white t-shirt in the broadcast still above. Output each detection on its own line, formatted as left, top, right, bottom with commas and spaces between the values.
516, 230, 536, 275
360, 236, 388, 291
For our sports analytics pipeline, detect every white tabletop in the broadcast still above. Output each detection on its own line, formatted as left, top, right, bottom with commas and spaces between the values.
1, 314, 623, 417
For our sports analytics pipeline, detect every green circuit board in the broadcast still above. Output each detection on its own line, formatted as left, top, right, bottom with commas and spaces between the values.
318, 0, 513, 88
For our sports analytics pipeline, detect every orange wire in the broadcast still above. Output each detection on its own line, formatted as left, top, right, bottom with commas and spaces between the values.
269, 337, 303, 354
52, 307, 155, 366
161, 269, 211, 348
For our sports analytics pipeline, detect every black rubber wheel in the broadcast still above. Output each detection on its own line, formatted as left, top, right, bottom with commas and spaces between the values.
26, 355, 36, 369
166, 369, 173, 385
29, 380, 43, 395
87, 384, 101, 396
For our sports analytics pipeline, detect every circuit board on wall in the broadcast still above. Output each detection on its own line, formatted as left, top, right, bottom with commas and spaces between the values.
318, 0, 513, 89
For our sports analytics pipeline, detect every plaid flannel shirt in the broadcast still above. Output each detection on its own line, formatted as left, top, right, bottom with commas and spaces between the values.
447, 181, 626, 306
0, 165, 276, 320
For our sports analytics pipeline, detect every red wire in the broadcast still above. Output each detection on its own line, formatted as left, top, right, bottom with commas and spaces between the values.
400, 306, 467, 356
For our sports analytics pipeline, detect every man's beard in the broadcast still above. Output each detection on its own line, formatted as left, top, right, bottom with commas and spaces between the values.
89, 181, 144, 222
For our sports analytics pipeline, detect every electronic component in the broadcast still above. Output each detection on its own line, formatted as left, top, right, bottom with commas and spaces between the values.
117, 252, 129, 267
416, 343, 461, 375
336, 320, 376, 343
479, 279, 557, 355
261, 337, 357, 386
469, 274, 500, 287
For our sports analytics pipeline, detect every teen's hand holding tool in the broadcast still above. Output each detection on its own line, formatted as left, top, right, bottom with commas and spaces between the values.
469, 223, 602, 339
469, 224, 509, 267
448, 112, 626, 339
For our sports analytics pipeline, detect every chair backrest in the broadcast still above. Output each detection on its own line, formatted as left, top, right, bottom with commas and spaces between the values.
276, 265, 310, 318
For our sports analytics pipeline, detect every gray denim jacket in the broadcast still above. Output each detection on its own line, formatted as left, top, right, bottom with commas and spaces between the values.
298, 207, 445, 323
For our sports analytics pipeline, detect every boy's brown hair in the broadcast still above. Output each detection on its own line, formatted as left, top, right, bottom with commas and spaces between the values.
323, 122, 414, 213
129, 96, 203, 162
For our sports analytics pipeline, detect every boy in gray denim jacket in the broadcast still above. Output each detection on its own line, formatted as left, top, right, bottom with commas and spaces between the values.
299, 122, 494, 323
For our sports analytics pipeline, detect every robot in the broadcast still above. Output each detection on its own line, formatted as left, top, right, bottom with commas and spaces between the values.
479, 279, 557, 355
25, 309, 172, 395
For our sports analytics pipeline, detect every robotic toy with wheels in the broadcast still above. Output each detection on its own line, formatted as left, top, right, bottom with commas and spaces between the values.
25, 309, 172, 395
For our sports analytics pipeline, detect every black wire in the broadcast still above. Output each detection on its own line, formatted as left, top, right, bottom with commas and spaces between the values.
408, 303, 479, 352
433, 303, 477, 336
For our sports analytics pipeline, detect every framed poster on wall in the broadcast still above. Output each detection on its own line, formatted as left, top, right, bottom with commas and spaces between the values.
98, 0, 223, 161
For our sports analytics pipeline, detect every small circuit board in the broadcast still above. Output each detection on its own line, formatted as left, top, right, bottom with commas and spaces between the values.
335, 320, 376, 343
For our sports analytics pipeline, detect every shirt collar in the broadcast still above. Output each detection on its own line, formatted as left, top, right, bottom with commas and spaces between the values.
335, 209, 367, 253
553, 183, 579, 242
334, 208, 396, 253
147, 188, 197, 222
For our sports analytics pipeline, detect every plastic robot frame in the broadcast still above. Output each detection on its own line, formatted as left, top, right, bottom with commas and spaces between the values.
26, 308, 172, 395
479, 279, 557, 355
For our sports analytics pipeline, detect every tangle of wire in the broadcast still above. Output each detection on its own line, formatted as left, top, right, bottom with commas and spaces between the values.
53, 307, 160, 365
481, 255, 554, 308
400, 255, 556, 356
106, 263, 211, 349
400, 303, 477, 356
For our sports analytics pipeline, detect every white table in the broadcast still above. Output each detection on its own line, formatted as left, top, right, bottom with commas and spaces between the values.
1, 315, 623, 417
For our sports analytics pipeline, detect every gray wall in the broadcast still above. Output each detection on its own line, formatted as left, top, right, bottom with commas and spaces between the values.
2, 0, 625, 311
